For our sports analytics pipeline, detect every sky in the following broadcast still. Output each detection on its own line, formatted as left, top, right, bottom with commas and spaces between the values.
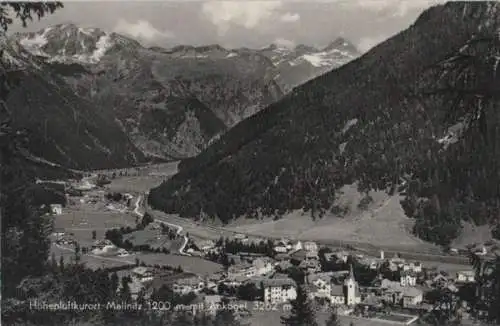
9, 0, 448, 52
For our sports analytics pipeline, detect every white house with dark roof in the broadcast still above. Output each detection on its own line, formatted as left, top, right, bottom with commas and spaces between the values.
172, 276, 205, 295
263, 278, 297, 304
303, 241, 318, 253
330, 285, 346, 305
400, 271, 417, 287
132, 267, 154, 283
50, 204, 63, 215
456, 270, 475, 283
402, 287, 423, 307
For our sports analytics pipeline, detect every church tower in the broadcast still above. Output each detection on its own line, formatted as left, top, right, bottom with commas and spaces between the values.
344, 263, 357, 306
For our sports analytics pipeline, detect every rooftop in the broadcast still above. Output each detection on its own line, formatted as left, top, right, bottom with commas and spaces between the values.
262, 278, 296, 288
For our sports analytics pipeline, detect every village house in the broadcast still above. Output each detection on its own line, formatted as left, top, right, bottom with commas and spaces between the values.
402, 287, 424, 307
228, 263, 257, 279
172, 276, 206, 295
380, 279, 423, 307
400, 271, 417, 287
333, 250, 350, 263
197, 239, 216, 253
274, 245, 288, 253
50, 204, 63, 215
330, 285, 346, 305
307, 272, 334, 300
456, 270, 475, 284
132, 267, 154, 283
263, 278, 297, 304
428, 273, 451, 289
253, 258, 274, 276
225, 275, 247, 287
303, 241, 318, 253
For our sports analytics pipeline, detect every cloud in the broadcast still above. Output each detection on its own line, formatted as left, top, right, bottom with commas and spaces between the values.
201, 1, 283, 36
113, 19, 174, 41
280, 12, 300, 23
357, 35, 387, 52
339, 0, 444, 17
274, 37, 295, 48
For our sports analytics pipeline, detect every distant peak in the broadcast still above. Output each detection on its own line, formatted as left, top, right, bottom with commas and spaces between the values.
323, 37, 359, 53
294, 44, 318, 52
195, 44, 227, 52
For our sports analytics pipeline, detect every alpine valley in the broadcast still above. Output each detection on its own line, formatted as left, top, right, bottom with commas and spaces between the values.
8, 24, 359, 162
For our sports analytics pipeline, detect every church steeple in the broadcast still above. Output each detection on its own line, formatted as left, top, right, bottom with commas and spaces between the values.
348, 263, 355, 282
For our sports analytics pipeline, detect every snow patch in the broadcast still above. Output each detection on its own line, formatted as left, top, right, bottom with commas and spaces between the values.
342, 118, 358, 134
437, 121, 467, 149
226, 52, 238, 58
90, 34, 112, 63
302, 53, 330, 67
19, 33, 49, 56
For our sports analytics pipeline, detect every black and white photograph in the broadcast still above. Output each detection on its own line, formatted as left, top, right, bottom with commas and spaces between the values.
1, 0, 500, 325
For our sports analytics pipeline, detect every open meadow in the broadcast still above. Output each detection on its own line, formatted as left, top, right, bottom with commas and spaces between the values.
226, 184, 438, 253
133, 253, 223, 275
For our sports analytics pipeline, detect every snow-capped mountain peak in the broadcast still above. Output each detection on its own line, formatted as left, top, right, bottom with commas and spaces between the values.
14, 24, 139, 64
258, 36, 360, 93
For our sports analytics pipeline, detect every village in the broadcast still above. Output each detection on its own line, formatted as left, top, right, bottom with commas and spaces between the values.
41, 171, 500, 326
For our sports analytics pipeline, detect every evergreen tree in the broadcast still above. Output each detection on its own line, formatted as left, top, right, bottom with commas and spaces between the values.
74, 242, 81, 263
92, 230, 97, 240
214, 306, 240, 326
50, 252, 57, 272
59, 255, 65, 273
281, 285, 317, 326
119, 276, 131, 301
110, 272, 119, 297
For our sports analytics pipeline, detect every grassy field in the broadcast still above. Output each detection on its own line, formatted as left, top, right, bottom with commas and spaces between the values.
50, 243, 134, 270
54, 208, 137, 246
104, 176, 167, 194
134, 253, 222, 275
101, 161, 179, 194
226, 184, 437, 252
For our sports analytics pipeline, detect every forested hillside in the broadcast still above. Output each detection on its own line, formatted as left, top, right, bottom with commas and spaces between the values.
149, 1, 500, 246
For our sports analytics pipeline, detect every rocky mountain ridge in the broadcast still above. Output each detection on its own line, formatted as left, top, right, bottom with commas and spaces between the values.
13, 24, 286, 159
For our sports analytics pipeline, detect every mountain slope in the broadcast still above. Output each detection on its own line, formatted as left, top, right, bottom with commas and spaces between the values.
13, 25, 283, 159
1, 37, 145, 170
149, 1, 500, 245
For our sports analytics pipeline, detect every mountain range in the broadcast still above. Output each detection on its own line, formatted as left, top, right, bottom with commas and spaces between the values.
148, 1, 500, 246
7, 25, 358, 162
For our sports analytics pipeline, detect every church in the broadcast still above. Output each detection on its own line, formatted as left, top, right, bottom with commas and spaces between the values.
330, 264, 361, 306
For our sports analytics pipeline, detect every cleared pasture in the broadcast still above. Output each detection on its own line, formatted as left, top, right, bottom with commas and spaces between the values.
133, 253, 222, 275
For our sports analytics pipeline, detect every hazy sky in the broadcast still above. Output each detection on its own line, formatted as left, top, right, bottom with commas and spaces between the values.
10, 0, 448, 52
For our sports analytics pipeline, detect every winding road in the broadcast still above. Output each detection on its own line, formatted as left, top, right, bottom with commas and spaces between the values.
133, 195, 190, 256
